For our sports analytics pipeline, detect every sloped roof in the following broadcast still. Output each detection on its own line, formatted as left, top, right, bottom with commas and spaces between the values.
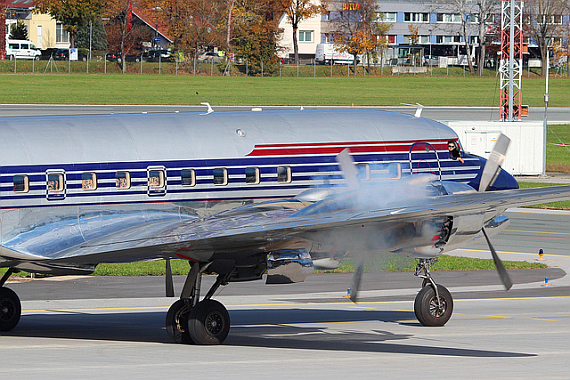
132, 6, 173, 43
7, 0, 35, 9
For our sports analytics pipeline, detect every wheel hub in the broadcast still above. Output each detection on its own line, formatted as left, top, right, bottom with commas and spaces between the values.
206, 312, 223, 335
429, 297, 447, 318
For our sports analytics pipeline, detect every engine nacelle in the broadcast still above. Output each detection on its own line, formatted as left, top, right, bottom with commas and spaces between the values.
266, 249, 314, 284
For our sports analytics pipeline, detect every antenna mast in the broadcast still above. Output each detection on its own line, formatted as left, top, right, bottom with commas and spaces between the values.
499, 0, 524, 121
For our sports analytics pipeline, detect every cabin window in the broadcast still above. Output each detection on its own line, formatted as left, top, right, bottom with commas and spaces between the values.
47, 173, 64, 192
148, 170, 165, 189
277, 166, 292, 183
13, 175, 29, 193
181, 169, 196, 187
356, 163, 370, 181
245, 167, 260, 184
116, 172, 131, 189
82, 172, 97, 190
213, 168, 228, 186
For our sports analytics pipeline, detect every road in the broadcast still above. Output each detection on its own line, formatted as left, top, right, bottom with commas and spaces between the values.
2, 209, 569, 379
0, 104, 569, 124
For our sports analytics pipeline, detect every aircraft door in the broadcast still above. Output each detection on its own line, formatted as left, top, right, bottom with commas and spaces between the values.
408, 142, 442, 181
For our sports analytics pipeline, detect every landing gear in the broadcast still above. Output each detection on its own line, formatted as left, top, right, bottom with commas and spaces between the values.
413, 259, 453, 326
166, 262, 230, 345
0, 269, 21, 332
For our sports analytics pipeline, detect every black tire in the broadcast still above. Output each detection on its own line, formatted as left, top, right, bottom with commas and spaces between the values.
165, 299, 193, 344
34, 56, 40, 61
8, 55, 15, 61
188, 299, 230, 345
0, 287, 21, 332
414, 284, 453, 327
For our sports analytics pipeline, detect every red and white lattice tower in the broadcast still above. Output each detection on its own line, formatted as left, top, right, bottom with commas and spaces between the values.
499, 0, 524, 121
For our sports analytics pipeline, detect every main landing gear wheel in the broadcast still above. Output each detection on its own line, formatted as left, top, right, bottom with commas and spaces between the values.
188, 299, 230, 345
414, 284, 453, 327
165, 299, 193, 344
0, 287, 21, 332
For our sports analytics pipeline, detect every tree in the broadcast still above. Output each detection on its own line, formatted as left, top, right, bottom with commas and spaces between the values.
439, 0, 477, 73
145, 0, 227, 57
471, 0, 500, 75
330, 0, 392, 72
104, 0, 152, 72
525, 0, 567, 76
279, 0, 326, 64
9, 20, 29, 40
75, 18, 108, 51
36, 0, 107, 48
232, 0, 286, 74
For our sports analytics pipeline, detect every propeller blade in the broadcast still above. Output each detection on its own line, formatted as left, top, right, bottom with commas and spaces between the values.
336, 148, 361, 191
165, 259, 175, 297
482, 227, 513, 290
478, 134, 510, 192
349, 256, 366, 302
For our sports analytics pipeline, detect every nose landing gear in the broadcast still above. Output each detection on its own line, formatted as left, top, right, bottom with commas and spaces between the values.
414, 258, 453, 326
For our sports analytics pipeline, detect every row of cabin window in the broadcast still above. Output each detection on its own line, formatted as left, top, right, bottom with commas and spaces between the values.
11, 166, 293, 194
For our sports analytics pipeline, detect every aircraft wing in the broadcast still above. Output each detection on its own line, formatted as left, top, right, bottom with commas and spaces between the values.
16, 184, 565, 268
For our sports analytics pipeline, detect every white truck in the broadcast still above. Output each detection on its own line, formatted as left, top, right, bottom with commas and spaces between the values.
5, 39, 41, 60
315, 43, 358, 65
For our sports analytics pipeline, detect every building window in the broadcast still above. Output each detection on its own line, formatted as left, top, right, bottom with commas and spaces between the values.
404, 13, 429, 23
116, 172, 131, 189
82, 172, 97, 190
383, 12, 397, 22
299, 30, 313, 42
56, 23, 69, 44
213, 168, 228, 186
181, 169, 196, 187
437, 35, 462, 44
245, 167, 260, 184
277, 166, 292, 183
13, 175, 29, 193
437, 13, 462, 23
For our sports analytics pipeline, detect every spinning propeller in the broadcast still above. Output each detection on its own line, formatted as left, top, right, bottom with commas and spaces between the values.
477, 134, 513, 290
339, 134, 515, 302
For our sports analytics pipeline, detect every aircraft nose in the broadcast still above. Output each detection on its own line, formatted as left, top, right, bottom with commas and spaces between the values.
472, 156, 519, 191
490, 167, 519, 190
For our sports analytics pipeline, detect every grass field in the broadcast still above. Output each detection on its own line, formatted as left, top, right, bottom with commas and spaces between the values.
0, 72, 569, 107
547, 124, 570, 173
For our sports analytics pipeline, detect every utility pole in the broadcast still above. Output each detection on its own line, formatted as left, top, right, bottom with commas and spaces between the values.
499, 0, 524, 121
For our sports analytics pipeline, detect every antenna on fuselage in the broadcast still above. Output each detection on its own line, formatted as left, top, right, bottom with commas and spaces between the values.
200, 102, 214, 115
400, 102, 424, 118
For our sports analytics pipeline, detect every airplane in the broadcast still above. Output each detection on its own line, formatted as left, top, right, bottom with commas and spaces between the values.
0, 108, 569, 345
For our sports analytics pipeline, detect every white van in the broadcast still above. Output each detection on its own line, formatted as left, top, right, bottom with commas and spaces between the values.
5, 39, 41, 60
315, 43, 358, 65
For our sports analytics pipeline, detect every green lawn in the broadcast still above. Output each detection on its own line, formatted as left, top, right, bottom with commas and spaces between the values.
0, 72, 568, 107
547, 124, 570, 173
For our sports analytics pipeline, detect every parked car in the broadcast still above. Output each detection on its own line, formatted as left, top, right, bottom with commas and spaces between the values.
124, 53, 143, 63
422, 55, 439, 66
54, 49, 88, 61
145, 49, 172, 62
197, 52, 224, 63
5, 39, 41, 60
105, 52, 121, 62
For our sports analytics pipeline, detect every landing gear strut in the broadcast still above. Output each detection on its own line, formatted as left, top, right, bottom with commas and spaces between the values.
165, 262, 231, 345
413, 258, 453, 326
0, 268, 21, 332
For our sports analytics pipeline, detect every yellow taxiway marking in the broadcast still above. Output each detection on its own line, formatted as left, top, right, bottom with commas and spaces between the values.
505, 229, 570, 236
349, 306, 375, 309
483, 315, 511, 319
22, 295, 570, 314
455, 248, 569, 258
532, 318, 559, 321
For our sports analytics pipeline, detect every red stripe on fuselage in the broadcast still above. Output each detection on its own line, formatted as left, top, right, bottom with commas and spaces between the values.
246, 140, 452, 157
